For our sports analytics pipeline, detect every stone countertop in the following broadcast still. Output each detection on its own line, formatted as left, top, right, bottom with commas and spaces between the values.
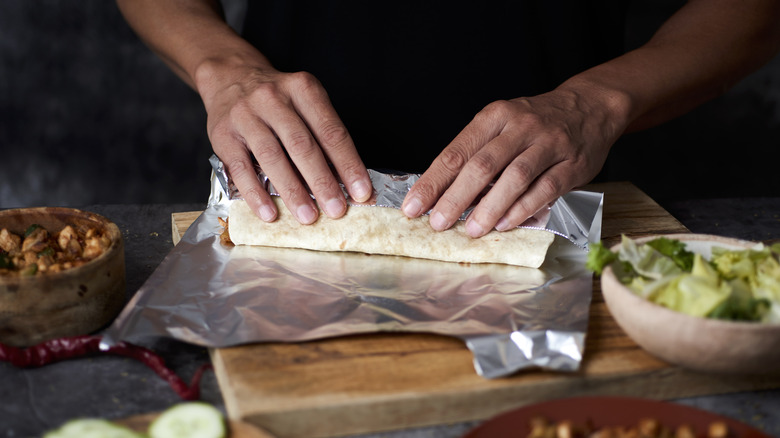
1, 198, 779, 438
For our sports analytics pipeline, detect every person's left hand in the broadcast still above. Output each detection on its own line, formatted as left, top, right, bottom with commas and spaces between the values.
401, 86, 626, 237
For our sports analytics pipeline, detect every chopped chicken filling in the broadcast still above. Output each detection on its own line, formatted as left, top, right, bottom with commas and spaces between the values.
0, 224, 111, 276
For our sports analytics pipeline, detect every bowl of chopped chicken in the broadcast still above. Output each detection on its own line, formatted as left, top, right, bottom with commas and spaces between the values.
0, 207, 125, 347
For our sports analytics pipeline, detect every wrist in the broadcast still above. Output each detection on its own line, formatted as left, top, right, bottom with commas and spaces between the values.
193, 49, 276, 107
556, 74, 635, 139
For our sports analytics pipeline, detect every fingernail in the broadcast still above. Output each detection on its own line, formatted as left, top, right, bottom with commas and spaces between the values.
259, 205, 276, 222
324, 198, 346, 218
402, 197, 423, 217
351, 180, 371, 202
296, 204, 318, 224
429, 211, 451, 231
495, 217, 512, 231
466, 219, 485, 237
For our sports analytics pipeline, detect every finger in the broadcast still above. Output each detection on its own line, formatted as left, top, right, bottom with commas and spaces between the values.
290, 74, 372, 203
402, 104, 507, 220
425, 115, 527, 232
260, 95, 348, 219
212, 131, 278, 223
464, 141, 560, 237
495, 169, 569, 232
232, 110, 321, 224
427, 140, 512, 231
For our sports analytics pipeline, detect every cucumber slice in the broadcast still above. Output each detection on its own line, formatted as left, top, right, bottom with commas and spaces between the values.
148, 402, 226, 438
43, 418, 143, 438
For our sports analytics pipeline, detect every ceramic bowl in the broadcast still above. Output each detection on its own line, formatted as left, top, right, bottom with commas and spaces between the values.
601, 233, 780, 374
0, 207, 125, 347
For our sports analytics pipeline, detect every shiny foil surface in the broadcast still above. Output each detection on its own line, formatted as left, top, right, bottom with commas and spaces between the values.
102, 156, 603, 378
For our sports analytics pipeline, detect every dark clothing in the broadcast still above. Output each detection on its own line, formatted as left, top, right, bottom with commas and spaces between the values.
243, 1, 628, 173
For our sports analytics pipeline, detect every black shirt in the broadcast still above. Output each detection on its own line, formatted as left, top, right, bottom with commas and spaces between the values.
243, 1, 627, 173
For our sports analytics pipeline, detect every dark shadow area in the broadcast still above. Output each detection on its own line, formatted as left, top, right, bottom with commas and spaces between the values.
1, 1, 778, 210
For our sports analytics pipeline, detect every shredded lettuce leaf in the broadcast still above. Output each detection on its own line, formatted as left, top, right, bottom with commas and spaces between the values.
652, 254, 730, 317
616, 235, 684, 281
586, 235, 780, 322
585, 241, 617, 275
645, 237, 696, 271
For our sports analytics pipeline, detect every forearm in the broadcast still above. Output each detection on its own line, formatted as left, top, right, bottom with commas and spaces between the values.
560, 0, 780, 134
116, 0, 274, 94
119, 0, 373, 222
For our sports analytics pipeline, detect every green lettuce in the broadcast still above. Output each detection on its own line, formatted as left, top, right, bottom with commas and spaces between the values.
616, 235, 684, 281
584, 241, 617, 275
652, 254, 730, 317
586, 235, 779, 322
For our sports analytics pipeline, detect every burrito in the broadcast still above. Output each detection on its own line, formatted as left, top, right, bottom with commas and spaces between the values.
228, 197, 555, 268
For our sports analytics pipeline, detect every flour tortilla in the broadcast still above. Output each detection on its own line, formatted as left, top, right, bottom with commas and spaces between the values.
228, 198, 555, 268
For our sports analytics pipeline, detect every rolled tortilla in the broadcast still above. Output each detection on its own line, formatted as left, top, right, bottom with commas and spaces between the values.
228, 197, 555, 268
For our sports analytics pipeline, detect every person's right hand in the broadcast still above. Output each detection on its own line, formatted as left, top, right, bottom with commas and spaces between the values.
196, 58, 373, 224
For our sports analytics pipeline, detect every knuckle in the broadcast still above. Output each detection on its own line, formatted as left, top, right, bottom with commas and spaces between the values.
482, 99, 513, 116
516, 112, 545, 131
548, 126, 572, 145
410, 179, 439, 201
226, 98, 252, 120
465, 152, 499, 177
287, 71, 321, 93
284, 130, 317, 156
240, 186, 266, 205
225, 157, 253, 179
308, 173, 337, 194
284, 184, 315, 205
438, 147, 469, 173
534, 176, 563, 199
317, 120, 350, 148
207, 121, 232, 143
339, 161, 368, 183
254, 142, 287, 167
505, 159, 535, 183
249, 81, 282, 102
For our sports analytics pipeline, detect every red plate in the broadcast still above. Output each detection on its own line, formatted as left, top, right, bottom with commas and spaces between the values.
463, 396, 770, 438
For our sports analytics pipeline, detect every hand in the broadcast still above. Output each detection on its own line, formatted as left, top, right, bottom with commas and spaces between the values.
199, 61, 373, 224
401, 85, 626, 237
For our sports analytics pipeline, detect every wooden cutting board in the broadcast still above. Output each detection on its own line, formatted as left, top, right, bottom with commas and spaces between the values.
171, 182, 780, 438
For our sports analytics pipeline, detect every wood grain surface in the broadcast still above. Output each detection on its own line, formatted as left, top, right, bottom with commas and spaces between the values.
171, 182, 780, 438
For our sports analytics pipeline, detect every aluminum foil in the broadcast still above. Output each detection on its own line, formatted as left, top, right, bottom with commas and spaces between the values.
102, 156, 603, 378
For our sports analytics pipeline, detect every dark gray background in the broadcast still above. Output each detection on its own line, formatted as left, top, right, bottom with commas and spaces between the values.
1, 1, 778, 211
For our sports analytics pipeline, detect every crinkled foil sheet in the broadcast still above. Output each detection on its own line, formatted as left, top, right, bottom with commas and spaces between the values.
102, 155, 603, 378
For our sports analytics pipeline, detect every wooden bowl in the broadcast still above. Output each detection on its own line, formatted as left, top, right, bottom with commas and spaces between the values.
601, 233, 780, 375
0, 207, 125, 347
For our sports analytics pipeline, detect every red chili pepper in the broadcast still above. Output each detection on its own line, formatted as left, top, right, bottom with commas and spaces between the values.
0, 335, 211, 400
